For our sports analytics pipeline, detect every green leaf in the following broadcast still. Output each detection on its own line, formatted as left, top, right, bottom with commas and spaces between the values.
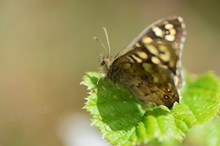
184, 118, 220, 146
181, 72, 220, 123
81, 72, 220, 146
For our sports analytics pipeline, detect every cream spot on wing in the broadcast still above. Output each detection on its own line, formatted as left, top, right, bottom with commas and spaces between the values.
158, 45, 171, 62
151, 56, 161, 64
146, 44, 159, 56
165, 35, 175, 41
136, 51, 148, 59
165, 23, 174, 29
152, 27, 164, 37
177, 16, 185, 28
131, 55, 142, 63
153, 76, 159, 83
172, 42, 179, 49
181, 23, 186, 29
169, 29, 176, 35
174, 76, 180, 87
169, 60, 175, 67
181, 37, 186, 43
142, 36, 153, 44
175, 50, 180, 56
158, 45, 168, 52
135, 43, 141, 47
179, 43, 184, 50
160, 53, 171, 62
177, 16, 184, 22
157, 41, 163, 44
142, 63, 152, 71
160, 64, 168, 69
180, 43, 183, 50
142, 63, 148, 70
126, 56, 135, 63
124, 63, 131, 69
176, 60, 182, 68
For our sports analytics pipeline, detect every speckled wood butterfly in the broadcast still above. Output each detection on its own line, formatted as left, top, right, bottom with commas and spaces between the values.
98, 16, 186, 109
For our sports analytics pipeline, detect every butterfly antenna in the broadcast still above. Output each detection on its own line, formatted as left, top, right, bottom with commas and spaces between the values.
93, 36, 108, 53
102, 27, 111, 57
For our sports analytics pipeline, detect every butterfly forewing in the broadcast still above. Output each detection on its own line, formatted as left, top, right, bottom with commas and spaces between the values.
116, 16, 185, 83
103, 16, 186, 109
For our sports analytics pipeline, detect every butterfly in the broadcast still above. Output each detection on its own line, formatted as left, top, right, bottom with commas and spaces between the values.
98, 16, 186, 109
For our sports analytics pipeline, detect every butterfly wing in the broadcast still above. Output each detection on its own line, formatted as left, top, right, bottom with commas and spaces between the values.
114, 16, 186, 88
106, 16, 186, 108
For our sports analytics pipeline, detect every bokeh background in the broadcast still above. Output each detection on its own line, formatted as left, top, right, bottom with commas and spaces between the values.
0, 0, 219, 146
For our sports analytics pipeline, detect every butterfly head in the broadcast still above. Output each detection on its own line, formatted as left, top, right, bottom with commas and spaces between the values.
99, 54, 113, 71
94, 27, 114, 71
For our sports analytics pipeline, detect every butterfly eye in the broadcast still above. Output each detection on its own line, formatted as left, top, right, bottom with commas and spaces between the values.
166, 88, 171, 93
101, 60, 105, 66
163, 94, 170, 99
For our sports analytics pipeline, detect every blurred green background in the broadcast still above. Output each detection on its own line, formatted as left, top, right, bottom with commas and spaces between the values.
0, 0, 219, 146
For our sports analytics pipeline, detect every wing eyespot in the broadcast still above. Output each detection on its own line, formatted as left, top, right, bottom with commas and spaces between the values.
163, 94, 170, 99
166, 88, 171, 93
